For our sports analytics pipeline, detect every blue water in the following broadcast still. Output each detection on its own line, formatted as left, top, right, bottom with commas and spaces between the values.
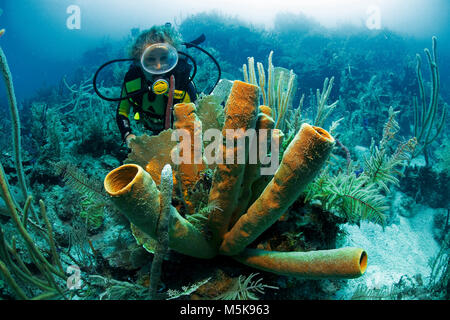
1, 0, 449, 102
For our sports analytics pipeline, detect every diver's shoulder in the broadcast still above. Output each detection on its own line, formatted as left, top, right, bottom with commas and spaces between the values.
125, 64, 144, 80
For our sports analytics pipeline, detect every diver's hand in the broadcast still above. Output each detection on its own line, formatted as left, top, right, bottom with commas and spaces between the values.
125, 134, 136, 147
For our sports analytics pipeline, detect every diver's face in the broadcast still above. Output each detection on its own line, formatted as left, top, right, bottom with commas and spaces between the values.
140, 42, 178, 76
143, 47, 169, 71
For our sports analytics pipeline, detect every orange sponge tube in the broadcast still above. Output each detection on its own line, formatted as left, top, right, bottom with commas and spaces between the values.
220, 123, 335, 255
104, 164, 217, 258
233, 248, 368, 279
207, 80, 259, 248
229, 106, 275, 226
172, 102, 205, 214
104, 164, 160, 237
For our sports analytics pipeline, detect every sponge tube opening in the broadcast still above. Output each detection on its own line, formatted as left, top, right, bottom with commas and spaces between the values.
104, 164, 140, 196
359, 250, 368, 274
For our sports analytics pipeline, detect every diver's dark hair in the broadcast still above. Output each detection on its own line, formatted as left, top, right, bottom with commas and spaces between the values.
130, 24, 183, 61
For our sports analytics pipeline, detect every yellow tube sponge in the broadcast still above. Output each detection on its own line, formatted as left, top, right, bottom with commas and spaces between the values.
258, 105, 273, 117
172, 102, 205, 214
105, 164, 161, 238
220, 123, 335, 255
233, 248, 367, 279
104, 164, 217, 258
248, 128, 284, 207
207, 80, 259, 248
229, 106, 275, 226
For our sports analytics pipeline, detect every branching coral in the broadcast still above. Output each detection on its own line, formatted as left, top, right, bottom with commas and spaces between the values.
29, 72, 122, 162
243, 52, 296, 132
313, 76, 339, 128
0, 46, 29, 204
412, 36, 447, 165
364, 107, 417, 192
0, 163, 68, 299
305, 107, 416, 227
0, 42, 69, 299
0, 43, 74, 300
243, 52, 339, 147
59, 76, 96, 114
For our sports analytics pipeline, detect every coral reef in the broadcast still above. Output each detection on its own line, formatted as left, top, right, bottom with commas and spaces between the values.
0, 9, 448, 301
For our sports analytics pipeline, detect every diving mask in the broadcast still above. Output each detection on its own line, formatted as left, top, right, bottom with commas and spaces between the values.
140, 42, 178, 75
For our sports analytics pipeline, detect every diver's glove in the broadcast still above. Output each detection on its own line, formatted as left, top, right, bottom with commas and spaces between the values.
125, 133, 137, 148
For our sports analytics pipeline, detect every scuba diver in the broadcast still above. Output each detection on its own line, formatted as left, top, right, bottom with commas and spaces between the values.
117, 25, 196, 147
93, 23, 221, 148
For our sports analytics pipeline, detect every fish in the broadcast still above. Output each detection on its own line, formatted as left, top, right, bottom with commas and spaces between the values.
362, 117, 369, 129
354, 168, 364, 177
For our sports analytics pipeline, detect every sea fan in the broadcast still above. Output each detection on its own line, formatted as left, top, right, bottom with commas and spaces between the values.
196, 94, 225, 133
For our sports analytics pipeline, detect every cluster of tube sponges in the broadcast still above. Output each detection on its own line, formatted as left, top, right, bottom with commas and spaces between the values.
104, 80, 367, 279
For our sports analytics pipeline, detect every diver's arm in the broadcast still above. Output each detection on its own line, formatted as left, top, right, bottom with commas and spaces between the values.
116, 114, 132, 140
